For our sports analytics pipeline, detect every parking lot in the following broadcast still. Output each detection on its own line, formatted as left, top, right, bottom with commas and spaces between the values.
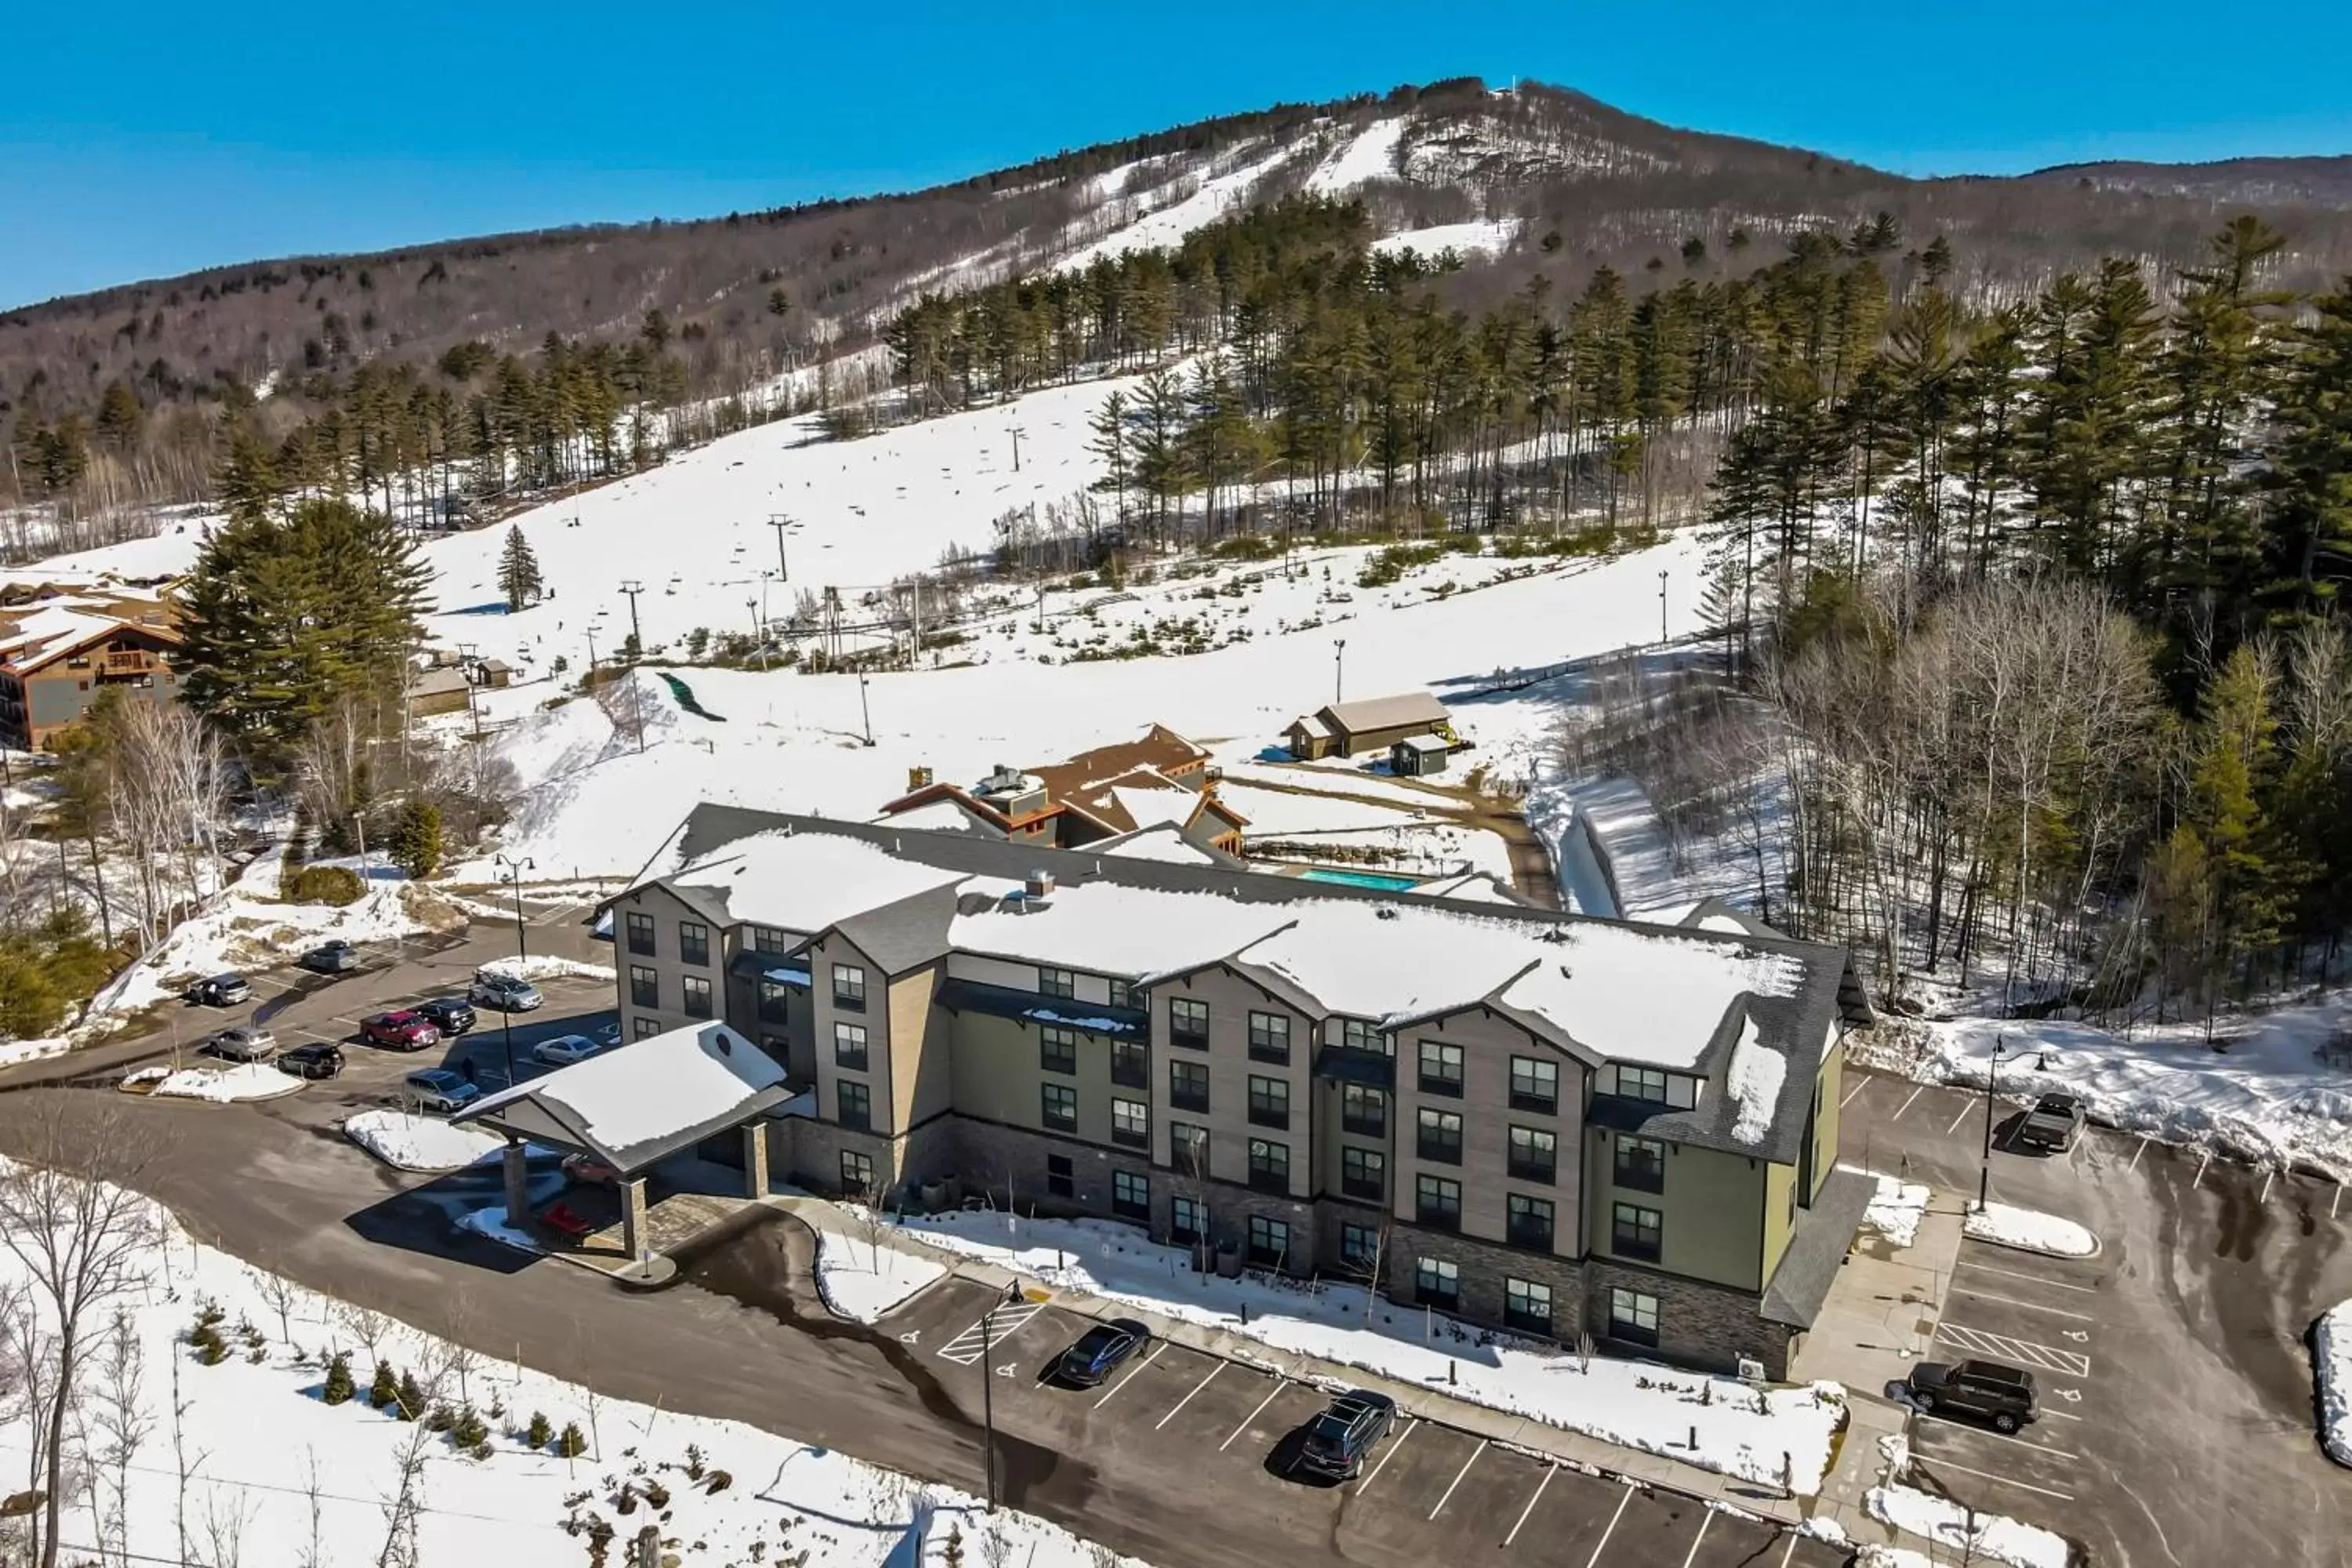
1839, 1066, 2352, 1568
874, 1276, 1849, 1568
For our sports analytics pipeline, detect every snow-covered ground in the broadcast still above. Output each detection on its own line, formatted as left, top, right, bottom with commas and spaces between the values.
2317, 1300, 2351, 1467
814, 1229, 947, 1324
0, 1181, 1149, 1568
1962, 1200, 2098, 1258
144, 1060, 305, 1103
475, 953, 618, 985
872, 1208, 1845, 1494
1857, 1171, 1931, 1249
1370, 218, 1520, 259
1866, 1438, 2068, 1568
345, 1109, 504, 1171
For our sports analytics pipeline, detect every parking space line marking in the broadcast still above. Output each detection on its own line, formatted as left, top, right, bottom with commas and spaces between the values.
1841, 1076, 1872, 1109
1948, 1284, 2094, 1322
1152, 1361, 1225, 1430
1936, 1322, 2091, 1378
1218, 1377, 1288, 1451
936, 1302, 1044, 1367
1776, 1534, 1798, 1568
2194, 1149, 2212, 1188
1915, 1414, 2078, 1460
1957, 1260, 2099, 1294
1678, 1506, 1711, 1567
1353, 1417, 1416, 1494
1892, 1084, 1926, 1121
1093, 1343, 1164, 1409
1500, 1461, 1556, 1548
1915, 1454, 2074, 1501
2334, 1185, 2344, 1221
1427, 1439, 1484, 1520
2259, 1169, 2274, 1204
1581, 1484, 1633, 1568
2129, 1135, 2150, 1172
1946, 1101, 1976, 1135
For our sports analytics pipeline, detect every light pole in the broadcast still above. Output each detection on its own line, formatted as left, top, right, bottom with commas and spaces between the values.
493, 852, 535, 1087
979, 1279, 1022, 1511
1334, 637, 1347, 705
858, 671, 873, 747
1657, 569, 1668, 646
1977, 1035, 2009, 1212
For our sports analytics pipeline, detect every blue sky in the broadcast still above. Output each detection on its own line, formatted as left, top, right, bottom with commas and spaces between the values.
7, 0, 2350, 310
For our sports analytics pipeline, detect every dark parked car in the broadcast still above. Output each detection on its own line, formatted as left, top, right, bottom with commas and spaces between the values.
1288, 1390, 1396, 1480
277, 1043, 345, 1080
206, 1025, 278, 1062
183, 974, 252, 1007
2015, 1092, 2088, 1153
416, 998, 477, 1036
300, 940, 361, 974
361, 1011, 442, 1051
1052, 1319, 1152, 1388
405, 1069, 481, 1116
1907, 1359, 2038, 1432
468, 973, 543, 1012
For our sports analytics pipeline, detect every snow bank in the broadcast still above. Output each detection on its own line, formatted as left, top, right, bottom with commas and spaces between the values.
1963, 1201, 2098, 1258
815, 1230, 947, 1323
2315, 1300, 2351, 1466
1858, 1171, 1932, 1249
345, 1109, 504, 1171
150, 1061, 303, 1103
1866, 1481, 2071, 1567
475, 953, 618, 984
879, 1207, 1845, 1493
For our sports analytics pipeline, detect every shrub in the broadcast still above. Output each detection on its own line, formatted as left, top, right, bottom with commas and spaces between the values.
368, 1360, 398, 1408
470, 1440, 495, 1461
528, 1410, 553, 1448
322, 1352, 355, 1405
556, 1421, 587, 1458
285, 865, 365, 906
702, 1469, 731, 1495
189, 1322, 228, 1366
395, 1370, 424, 1421
424, 1403, 457, 1433
387, 800, 444, 880
452, 1406, 489, 1448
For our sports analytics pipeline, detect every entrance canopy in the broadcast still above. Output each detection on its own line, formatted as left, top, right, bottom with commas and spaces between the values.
452, 1020, 793, 1178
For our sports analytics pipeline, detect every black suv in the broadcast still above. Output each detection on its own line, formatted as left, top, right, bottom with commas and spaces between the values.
1287, 1389, 1396, 1481
416, 998, 477, 1036
1907, 1359, 2038, 1432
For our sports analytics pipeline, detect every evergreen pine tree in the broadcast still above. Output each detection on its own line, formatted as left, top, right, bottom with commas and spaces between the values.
368, 1359, 398, 1408
396, 1369, 424, 1421
323, 1352, 355, 1405
498, 525, 544, 612
388, 800, 444, 880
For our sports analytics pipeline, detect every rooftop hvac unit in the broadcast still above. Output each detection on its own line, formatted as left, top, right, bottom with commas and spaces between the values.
908, 764, 934, 789
1737, 1355, 1766, 1384
1025, 869, 1056, 901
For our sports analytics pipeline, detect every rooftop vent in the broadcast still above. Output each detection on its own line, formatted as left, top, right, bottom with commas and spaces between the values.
1376, 907, 1399, 921
1025, 869, 1056, 901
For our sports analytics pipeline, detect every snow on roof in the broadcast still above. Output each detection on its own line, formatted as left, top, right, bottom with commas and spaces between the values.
1393, 733, 1450, 754
1417, 871, 1520, 905
459, 1020, 786, 1168
1497, 922, 1803, 1070
1697, 914, 1750, 935
949, 874, 1290, 979
1097, 826, 1222, 866
1290, 713, 1335, 737
1235, 902, 1533, 1021
1724, 1011, 1784, 1145
874, 797, 998, 836
1109, 783, 1192, 833
0, 604, 126, 665
1323, 691, 1450, 735
653, 829, 963, 935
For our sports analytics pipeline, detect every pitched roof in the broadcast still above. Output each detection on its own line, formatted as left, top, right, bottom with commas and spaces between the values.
0, 604, 182, 674
1319, 691, 1450, 735
1029, 724, 1208, 793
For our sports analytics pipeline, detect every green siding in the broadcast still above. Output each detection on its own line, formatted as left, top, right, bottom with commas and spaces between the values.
1584, 1131, 1773, 1291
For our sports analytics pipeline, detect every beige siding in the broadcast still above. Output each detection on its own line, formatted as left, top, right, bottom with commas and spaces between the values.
1760, 1160, 1798, 1283
1389, 1008, 1584, 1259
1807, 1025, 1845, 1203
888, 964, 953, 1131
808, 934, 894, 1134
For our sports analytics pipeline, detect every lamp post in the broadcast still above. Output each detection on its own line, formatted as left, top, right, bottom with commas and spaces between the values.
1657, 569, 1668, 646
493, 852, 535, 1087
1977, 1035, 2009, 1212
979, 1279, 1022, 1511
858, 670, 873, 747
1334, 637, 1347, 705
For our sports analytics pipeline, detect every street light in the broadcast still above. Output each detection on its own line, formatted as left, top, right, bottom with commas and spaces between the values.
1977, 1035, 2009, 1212
979, 1279, 1023, 1511
493, 852, 535, 1087
1657, 569, 1668, 646
1334, 637, 1347, 705
858, 671, 873, 748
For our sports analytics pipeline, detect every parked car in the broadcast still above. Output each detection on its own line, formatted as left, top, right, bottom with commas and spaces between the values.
405, 1069, 481, 1116
415, 998, 477, 1036
2014, 1092, 2088, 1153
532, 1033, 603, 1068
361, 1011, 443, 1051
183, 974, 252, 1007
206, 1025, 278, 1062
1051, 1319, 1152, 1388
468, 973, 543, 1012
300, 940, 361, 974
1287, 1390, 1396, 1481
561, 1153, 619, 1187
1906, 1359, 2038, 1432
277, 1043, 345, 1080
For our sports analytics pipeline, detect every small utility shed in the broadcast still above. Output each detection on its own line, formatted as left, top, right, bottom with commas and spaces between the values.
1389, 733, 1451, 776
452, 1021, 793, 1267
1286, 691, 1454, 759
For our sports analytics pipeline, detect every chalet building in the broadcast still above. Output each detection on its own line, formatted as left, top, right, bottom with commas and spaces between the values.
603, 804, 1875, 1377
877, 724, 1247, 858
1287, 691, 1455, 760
0, 603, 184, 751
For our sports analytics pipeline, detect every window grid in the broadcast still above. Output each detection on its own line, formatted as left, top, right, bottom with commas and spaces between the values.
1509, 1054, 1559, 1114
1112, 1170, 1149, 1221
1341, 1145, 1385, 1202
837, 1080, 870, 1132
629, 965, 659, 1010
678, 920, 710, 967
1507, 1192, 1555, 1250
1247, 1011, 1290, 1064
1041, 1082, 1078, 1133
1417, 1040, 1465, 1098
1246, 1215, 1290, 1268
1416, 1256, 1460, 1310
1508, 1125, 1558, 1184
1610, 1287, 1660, 1347
1612, 1203, 1663, 1262
1613, 1134, 1667, 1194
1168, 996, 1209, 1047
1417, 1107, 1464, 1163
833, 1022, 869, 1071
1111, 1097, 1149, 1148
1171, 1195, 1206, 1245
1040, 1025, 1078, 1076
624, 912, 655, 957
1416, 1173, 1462, 1230
832, 963, 867, 1011
1038, 966, 1076, 1000
1504, 1278, 1554, 1336
1341, 1083, 1387, 1137
681, 975, 713, 1019
1247, 1074, 1290, 1130
1110, 1038, 1149, 1089
1246, 1138, 1290, 1194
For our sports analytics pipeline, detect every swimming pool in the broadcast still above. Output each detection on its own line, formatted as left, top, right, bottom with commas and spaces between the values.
1294, 867, 1423, 892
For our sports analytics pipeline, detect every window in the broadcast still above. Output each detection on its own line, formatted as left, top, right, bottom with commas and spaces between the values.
1107, 978, 1134, 1010
1247, 1011, 1290, 1064
1168, 1059, 1210, 1113
1510, 1054, 1559, 1114
1504, 1278, 1554, 1336
1041, 1082, 1078, 1134
1614, 1065, 1670, 1103
1508, 1126, 1558, 1184
1171, 1195, 1207, 1245
839, 1149, 875, 1196
1416, 1174, 1461, 1230
1039, 1026, 1078, 1076
1417, 1107, 1463, 1163
833, 1022, 869, 1071
1110, 1037, 1149, 1089
750, 925, 790, 955
757, 980, 791, 1025
1112, 1169, 1149, 1221
1112, 1097, 1149, 1149
1340, 1018, 1382, 1054
1609, 1287, 1661, 1348
832, 963, 867, 1011
1038, 965, 1076, 1000
625, 911, 656, 957
1341, 1145, 1385, 1202
682, 975, 713, 1019
837, 1080, 870, 1131
1612, 1203, 1663, 1262
1340, 1223, 1380, 1271
1507, 1193, 1555, 1250
1247, 1074, 1290, 1129
678, 920, 710, 967
629, 965, 659, 1010
1613, 1134, 1667, 1194
1168, 996, 1209, 1047
1246, 1138, 1290, 1194
1417, 1040, 1464, 1098
1341, 1083, 1387, 1137
1170, 1123, 1210, 1177
633, 1016, 661, 1040
1047, 1153, 1074, 1199
1247, 1214, 1291, 1268
1415, 1256, 1460, 1312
